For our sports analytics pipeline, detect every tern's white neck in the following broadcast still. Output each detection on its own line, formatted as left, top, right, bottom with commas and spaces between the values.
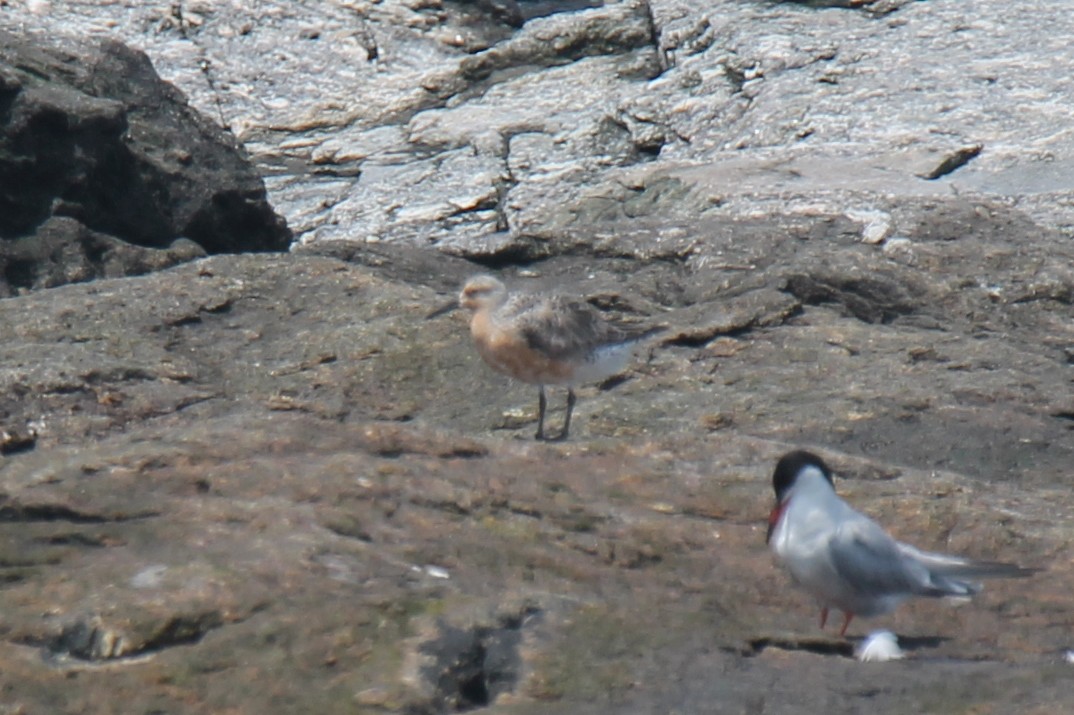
770, 465, 841, 558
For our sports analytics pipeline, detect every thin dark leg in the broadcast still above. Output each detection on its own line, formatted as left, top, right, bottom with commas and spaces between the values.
554, 388, 576, 441
819, 607, 829, 630
535, 386, 547, 440
838, 612, 854, 637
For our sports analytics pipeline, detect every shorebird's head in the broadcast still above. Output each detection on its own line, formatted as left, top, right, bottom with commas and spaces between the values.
771, 450, 834, 505
459, 274, 507, 312
767, 450, 835, 543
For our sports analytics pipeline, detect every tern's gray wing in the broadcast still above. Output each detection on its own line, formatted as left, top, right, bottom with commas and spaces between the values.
829, 518, 938, 597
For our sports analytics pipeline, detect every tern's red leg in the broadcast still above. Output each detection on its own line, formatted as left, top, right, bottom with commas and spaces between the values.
838, 612, 854, 637
819, 607, 829, 630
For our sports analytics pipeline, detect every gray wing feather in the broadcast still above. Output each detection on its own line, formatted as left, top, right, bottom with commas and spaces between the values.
517, 296, 639, 360
830, 516, 1037, 602
829, 519, 935, 597
896, 543, 1039, 580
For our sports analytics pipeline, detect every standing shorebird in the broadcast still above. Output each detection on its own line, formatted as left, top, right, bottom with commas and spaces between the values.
430, 274, 664, 441
766, 450, 1038, 636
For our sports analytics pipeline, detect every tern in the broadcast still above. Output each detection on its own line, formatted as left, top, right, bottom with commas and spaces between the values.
766, 450, 1037, 636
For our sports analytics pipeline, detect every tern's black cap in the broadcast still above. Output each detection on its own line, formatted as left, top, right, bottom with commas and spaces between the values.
772, 450, 834, 502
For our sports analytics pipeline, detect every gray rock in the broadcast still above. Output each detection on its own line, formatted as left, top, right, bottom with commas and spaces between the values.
7, 0, 1074, 249
0, 29, 290, 294
2, 1, 1074, 713
0, 216, 206, 297
0, 235, 1070, 712
8, 0, 1065, 251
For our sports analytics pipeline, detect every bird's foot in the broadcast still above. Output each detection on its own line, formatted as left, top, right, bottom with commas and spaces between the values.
535, 430, 569, 442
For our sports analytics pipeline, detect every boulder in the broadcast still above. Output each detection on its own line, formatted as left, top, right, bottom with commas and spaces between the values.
0, 30, 290, 295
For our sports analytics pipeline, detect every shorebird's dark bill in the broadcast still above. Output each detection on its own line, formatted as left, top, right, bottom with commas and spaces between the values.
426, 299, 458, 319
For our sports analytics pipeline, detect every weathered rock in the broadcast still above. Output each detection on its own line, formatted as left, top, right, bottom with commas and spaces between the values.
0, 29, 290, 294
2, 0, 1074, 713
0, 216, 206, 298
0, 240, 1070, 712
8, 0, 1071, 253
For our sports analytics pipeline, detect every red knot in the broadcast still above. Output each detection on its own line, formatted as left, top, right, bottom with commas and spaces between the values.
431, 274, 664, 440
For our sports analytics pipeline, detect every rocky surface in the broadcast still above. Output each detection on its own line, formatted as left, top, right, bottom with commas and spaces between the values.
6, 0, 1074, 251
0, 237, 1071, 713
0, 29, 290, 296
1, 1, 1074, 713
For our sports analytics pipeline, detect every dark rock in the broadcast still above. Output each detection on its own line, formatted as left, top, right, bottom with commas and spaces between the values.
0, 30, 290, 294
517, 0, 605, 22
293, 239, 478, 295
418, 609, 532, 712
459, 1, 660, 82
451, 0, 525, 29
782, 267, 923, 324
0, 216, 206, 297
45, 610, 224, 661
0, 425, 36, 456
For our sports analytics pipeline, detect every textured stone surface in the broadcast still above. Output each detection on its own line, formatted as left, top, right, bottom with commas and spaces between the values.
1, 1, 1074, 713
0, 243, 1071, 713
0, 216, 207, 298
0, 29, 290, 295
6, 0, 1074, 249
